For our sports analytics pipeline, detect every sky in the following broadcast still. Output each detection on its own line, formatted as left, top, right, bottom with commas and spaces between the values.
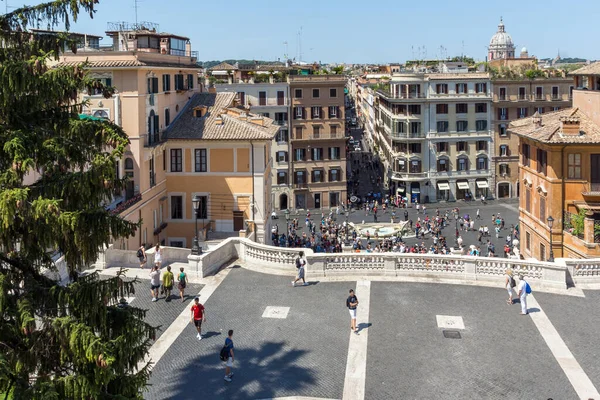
6, 0, 600, 64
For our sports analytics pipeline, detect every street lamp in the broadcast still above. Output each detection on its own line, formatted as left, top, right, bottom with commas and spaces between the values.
191, 195, 203, 255
345, 210, 350, 245
547, 215, 555, 262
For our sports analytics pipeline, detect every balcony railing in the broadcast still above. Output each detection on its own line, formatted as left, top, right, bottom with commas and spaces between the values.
273, 120, 287, 126
110, 192, 142, 215
145, 132, 162, 147
377, 89, 427, 100
390, 131, 426, 139
153, 222, 168, 236
294, 182, 308, 189
293, 133, 342, 140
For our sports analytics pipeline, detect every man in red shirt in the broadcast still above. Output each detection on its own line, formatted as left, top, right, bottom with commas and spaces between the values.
190, 297, 206, 341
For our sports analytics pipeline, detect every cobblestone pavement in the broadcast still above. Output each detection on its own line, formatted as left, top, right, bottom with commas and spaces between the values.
141, 266, 598, 400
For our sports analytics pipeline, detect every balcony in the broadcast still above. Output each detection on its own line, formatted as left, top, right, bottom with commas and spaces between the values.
390, 131, 426, 139
292, 132, 343, 141
145, 132, 163, 147
273, 119, 287, 126
392, 172, 428, 181
582, 182, 600, 200
429, 170, 490, 178
294, 182, 308, 189
376, 89, 426, 100
110, 192, 143, 215
153, 222, 168, 236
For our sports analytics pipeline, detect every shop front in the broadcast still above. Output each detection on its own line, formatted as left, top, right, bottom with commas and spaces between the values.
436, 181, 450, 201
456, 180, 470, 200
410, 182, 421, 204
476, 179, 489, 199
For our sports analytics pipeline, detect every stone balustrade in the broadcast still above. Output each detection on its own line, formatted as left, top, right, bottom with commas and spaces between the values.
564, 259, 600, 284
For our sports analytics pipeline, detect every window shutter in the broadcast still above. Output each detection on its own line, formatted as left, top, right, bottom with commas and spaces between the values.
148, 116, 152, 135
106, 78, 112, 87
147, 78, 152, 93
153, 78, 159, 93
328, 170, 332, 182
285, 152, 288, 162
302, 107, 306, 120
337, 107, 341, 119
154, 115, 159, 134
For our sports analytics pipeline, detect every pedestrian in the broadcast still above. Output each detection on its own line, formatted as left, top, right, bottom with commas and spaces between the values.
476, 209, 481, 220
178, 267, 187, 302
149, 265, 160, 302
517, 275, 531, 315
292, 251, 307, 286
190, 297, 206, 340
416, 203, 420, 214
154, 243, 163, 268
505, 269, 516, 305
224, 330, 235, 382
137, 244, 147, 268
162, 265, 174, 301
457, 235, 463, 248
404, 210, 409, 221
422, 205, 427, 215
347, 289, 359, 334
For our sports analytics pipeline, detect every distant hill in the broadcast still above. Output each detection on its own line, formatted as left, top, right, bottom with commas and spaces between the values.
539, 57, 587, 64
198, 60, 283, 69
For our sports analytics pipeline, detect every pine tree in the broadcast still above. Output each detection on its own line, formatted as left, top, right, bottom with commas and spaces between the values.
0, 2, 155, 398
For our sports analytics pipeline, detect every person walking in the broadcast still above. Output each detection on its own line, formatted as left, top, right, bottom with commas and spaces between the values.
404, 210, 409, 221
154, 243, 163, 268
347, 289, 359, 334
517, 275, 531, 315
149, 265, 160, 302
292, 251, 307, 286
476, 209, 481, 220
505, 269, 516, 305
224, 330, 235, 382
162, 265, 174, 301
178, 267, 187, 302
190, 297, 206, 340
137, 244, 147, 268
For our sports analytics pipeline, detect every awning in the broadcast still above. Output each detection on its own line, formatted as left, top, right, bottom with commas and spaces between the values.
476, 180, 489, 188
457, 182, 470, 190
438, 183, 451, 190
411, 188, 420, 194
397, 187, 406, 193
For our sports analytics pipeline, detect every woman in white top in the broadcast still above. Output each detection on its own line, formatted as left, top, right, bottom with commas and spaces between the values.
154, 244, 163, 268
504, 268, 515, 305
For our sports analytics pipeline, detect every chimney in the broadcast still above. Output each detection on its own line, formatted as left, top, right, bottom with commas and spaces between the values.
215, 116, 224, 126
560, 116, 581, 135
532, 111, 542, 128
249, 116, 264, 126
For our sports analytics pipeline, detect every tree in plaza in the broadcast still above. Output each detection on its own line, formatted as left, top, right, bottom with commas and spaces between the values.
0, 1, 155, 398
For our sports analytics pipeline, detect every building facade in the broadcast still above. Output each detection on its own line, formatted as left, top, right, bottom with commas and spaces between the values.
375, 72, 493, 203
511, 63, 600, 260
289, 75, 347, 209
491, 77, 573, 198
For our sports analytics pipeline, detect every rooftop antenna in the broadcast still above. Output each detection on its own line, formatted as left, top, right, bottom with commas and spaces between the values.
134, 0, 141, 25
461, 40, 465, 61
299, 26, 303, 62
283, 41, 288, 61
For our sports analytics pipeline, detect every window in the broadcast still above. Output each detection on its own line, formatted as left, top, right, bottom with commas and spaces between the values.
457, 158, 467, 171
437, 158, 448, 172
477, 157, 488, 170
437, 121, 449, 132
476, 120, 487, 131
238, 91, 246, 105
294, 171, 306, 185
259, 91, 267, 106
277, 171, 288, 185
498, 107, 508, 120
408, 104, 421, 115
330, 88, 337, 97
536, 149, 548, 175
475, 83, 487, 93
171, 196, 183, 219
569, 86, 574, 99
526, 231, 531, 251
274, 112, 288, 125
329, 147, 341, 160
475, 103, 487, 113
518, 107, 528, 118
294, 88, 302, 98
537, 107, 545, 114
518, 87, 526, 100
311, 147, 323, 160
540, 196, 546, 222
313, 125, 320, 137
295, 126, 303, 139
260, 112, 270, 118
194, 149, 207, 172
329, 106, 340, 118
408, 143, 421, 154
436, 83, 448, 94
162, 74, 171, 91
312, 169, 324, 183
195, 196, 208, 219
540, 243, 546, 262
294, 148, 306, 161
499, 124, 507, 137
410, 122, 421, 134
476, 141, 487, 151
552, 86, 559, 99
331, 125, 338, 135
294, 106, 304, 119
567, 153, 582, 178
436, 142, 449, 153
456, 103, 468, 113
457, 141, 468, 152
170, 149, 182, 172
456, 121, 468, 132
456, 83, 467, 94
147, 77, 159, 94
535, 86, 543, 100
499, 163, 509, 175
397, 159, 407, 172
409, 160, 421, 173
499, 87, 506, 100
525, 189, 531, 213
174, 74, 185, 90
276, 151, 288, 162
169, 37, 186, 55
553, 107, 561, 111
522, 143, 531, 167
149, 157, 155, 187
277, 90, 285, 106
311, 106, 321, 119
163, 150, 166, 171
312, 88, 320, 98
276, 129, 288, 142
165, 108, 171, 126
187, 74, 194, 89
499, 145, 508, 156
329, 168, 340, 182
436, 104, 448, 114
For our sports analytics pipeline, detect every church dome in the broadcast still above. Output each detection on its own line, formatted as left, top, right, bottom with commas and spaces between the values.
521, 47, 527, 53
489, 18, 514, 48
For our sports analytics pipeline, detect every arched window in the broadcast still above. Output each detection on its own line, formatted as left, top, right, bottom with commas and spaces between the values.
125, 158, 134, 170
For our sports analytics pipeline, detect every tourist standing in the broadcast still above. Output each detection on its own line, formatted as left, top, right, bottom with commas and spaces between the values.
149, 265, 160, 302
224, 330, 235, 382
137, 244, 147, 268
517, 275, 530, 315
505, 269, 516, 305
178, 267, 187, 302
292, 251, 307, 286
162, 266, 174, 301
347, 289, 359, 334
154, 244, 163, 268
190, 297, 206, 340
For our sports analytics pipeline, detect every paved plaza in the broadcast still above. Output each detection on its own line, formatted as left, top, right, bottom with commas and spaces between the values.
112, 262, 600, 400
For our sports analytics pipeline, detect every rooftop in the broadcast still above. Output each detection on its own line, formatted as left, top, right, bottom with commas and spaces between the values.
164, 92, 279, 141
53, 58, 199, 69
569, 62, 600, 76
508, 108, 600, 144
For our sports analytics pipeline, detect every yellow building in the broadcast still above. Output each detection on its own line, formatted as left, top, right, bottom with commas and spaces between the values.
510, 63, 600, 259
162, 92, 279, 245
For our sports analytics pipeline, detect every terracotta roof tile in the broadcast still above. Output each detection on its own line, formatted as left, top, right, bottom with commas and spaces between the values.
164, 92, 279, 141
569, 62, 600, 76
54, 59, 198, 69
208, 62, 237, 71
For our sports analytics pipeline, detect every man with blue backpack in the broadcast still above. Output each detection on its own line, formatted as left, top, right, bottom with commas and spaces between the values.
517, 274, 532, 315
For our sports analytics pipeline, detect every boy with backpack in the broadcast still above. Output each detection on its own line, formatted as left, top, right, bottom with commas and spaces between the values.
517, 274, 532, 315
292, 251, 307, 287
137, 244, 146, 268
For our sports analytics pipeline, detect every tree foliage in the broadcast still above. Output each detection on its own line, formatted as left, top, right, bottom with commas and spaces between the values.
0, 1, 154, 398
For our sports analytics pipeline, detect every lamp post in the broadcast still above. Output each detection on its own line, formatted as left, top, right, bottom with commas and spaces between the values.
345, 210, 350, 245
547, 215, 554, 262
191, 195, 202, 255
